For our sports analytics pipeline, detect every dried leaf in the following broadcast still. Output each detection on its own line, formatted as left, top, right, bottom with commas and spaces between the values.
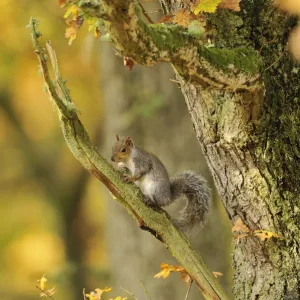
65, 15, 84, 45
194, 0, 222, 14
123, 57, 135, 71
173, 9, 194, 27
232, 218, 250, 233
234, 233, 250, 241
253, 230, 282, 241
154, 263, 186, 279
157, 15, 174, 24
58, 0, 67, 6
219, 0, 240, 11
180, 273, 192, 286
212, 271, 223, 278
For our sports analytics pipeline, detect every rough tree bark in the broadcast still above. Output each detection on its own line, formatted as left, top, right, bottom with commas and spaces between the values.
31, 0, 300, 299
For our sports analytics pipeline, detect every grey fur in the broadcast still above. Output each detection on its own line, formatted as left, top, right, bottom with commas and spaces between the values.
112, 138, 211, 232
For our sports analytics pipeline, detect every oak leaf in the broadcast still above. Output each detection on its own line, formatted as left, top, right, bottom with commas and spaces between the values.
219, 0, 240, 11
194, 0, 222, 14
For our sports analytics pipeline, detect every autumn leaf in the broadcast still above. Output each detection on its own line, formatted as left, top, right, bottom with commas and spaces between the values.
58, 0, 67, 6
85, 287, 112, 300
173, 9, 194, 27
65, 15, 84, 45
232, 218, 250, 233
37, 274, 47, 291
88, 17, 101, 38
109, 297, 128, 300
180, 272, 192, 286
36, 274, 56, 298
194, 0, 222, 14
212, 271, 223, 278
123, 57, 135, 71
64, 5, 79, 18
219, 0, 240, 11
253, 230, 282, 241
157, 15, 174, 24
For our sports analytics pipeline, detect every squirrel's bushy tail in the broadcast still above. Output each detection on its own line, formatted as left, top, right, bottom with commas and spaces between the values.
170, 171, 211, 232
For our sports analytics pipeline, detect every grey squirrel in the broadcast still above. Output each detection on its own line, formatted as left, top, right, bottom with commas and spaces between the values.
111, 135, 211, 232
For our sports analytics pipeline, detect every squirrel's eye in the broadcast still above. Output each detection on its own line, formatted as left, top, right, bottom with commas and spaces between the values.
121, 148, 126, 153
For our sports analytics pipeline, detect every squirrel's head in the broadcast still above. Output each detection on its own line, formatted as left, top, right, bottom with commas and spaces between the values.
111, 135, 133, 162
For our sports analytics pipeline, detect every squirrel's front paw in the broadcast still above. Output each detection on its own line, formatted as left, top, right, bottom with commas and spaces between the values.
123, 174, 134, 183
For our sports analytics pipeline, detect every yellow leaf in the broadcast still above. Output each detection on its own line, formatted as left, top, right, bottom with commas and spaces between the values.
194, 0, 222, 14
154, 263, 185, 279
212, 271, 223, 278
232, 218, 250, 233
86, 287, 112, 300
64, 5, 79, 19
36, 274, 47, 291
253, 230, 282, 241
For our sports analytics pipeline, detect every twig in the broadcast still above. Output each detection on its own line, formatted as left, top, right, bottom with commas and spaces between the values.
265, 51, 285, 71
36, 286, 55, 299
140, 281, 152, 300
121, 287, 138, 300
137, 1, 154, 24
184, 280, 193, 300
83, 288, 87, 300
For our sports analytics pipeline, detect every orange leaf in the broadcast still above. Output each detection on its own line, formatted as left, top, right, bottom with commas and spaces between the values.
157, 15, 174, 24
173, 9, 194, 27
154, 263, 186, 279
219, 0, 240, 11
232, 218, 250, 233
58, 0, 67, 6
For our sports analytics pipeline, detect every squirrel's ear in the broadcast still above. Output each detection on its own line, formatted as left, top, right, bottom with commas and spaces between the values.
126, 136, 133, 146
116, 134, 120, 141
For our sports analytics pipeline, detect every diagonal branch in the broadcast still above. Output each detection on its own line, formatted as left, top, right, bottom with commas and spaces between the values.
28, 17, 229, 300
72, 0, 260, 91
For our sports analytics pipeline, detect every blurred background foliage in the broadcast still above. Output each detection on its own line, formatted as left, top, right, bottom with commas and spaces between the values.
0, 0, 232, 299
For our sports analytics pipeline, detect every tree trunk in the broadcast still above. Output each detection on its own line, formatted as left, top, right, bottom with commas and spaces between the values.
161, 1, 300, 299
